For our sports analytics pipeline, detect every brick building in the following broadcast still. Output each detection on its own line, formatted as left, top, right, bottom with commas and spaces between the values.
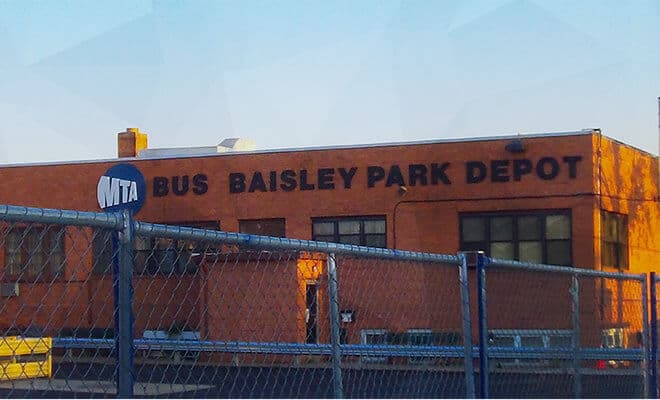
0, 128, 658, 356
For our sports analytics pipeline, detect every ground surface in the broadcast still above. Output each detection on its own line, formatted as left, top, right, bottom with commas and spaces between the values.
0, 361, 644, 398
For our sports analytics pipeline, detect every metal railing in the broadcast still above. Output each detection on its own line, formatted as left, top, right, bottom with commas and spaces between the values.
0, 204, 655, 398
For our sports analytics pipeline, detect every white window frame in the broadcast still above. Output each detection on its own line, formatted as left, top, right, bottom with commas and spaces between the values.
489, 329, 572, 367
360, 329, 388, 364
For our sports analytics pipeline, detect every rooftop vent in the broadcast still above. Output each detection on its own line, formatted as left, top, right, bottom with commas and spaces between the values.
137, 138, 256, 158
217, 138, 256, 152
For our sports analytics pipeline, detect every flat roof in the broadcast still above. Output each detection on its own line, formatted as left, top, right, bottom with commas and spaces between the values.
1, 128, 651, 169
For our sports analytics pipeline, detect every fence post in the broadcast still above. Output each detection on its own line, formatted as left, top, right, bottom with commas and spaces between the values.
642, 276, 651, 398
458, 253, 476, 398
650, 272, 658, 398
476, 252, 489, 398
570, 274, 581, 398
327, 253, 344, 398
116, 210, 135, 398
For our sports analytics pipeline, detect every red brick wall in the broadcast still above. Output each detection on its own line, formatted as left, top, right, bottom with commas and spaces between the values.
0, 131, 656, 347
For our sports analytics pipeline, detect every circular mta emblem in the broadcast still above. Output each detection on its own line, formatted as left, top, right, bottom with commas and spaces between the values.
97, 163, 146, 214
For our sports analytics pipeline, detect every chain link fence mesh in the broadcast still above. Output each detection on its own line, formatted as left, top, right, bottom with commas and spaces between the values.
0, 206, 655, 398
129, 230, 336, 398
0, 223, 118, 397
585, 275, 645, 397
652, 274, 660, 397
336, 255, 466, 398
483, 264, 646, 398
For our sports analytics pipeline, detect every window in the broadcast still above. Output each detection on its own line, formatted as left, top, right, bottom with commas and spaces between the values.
312, 217, 386, 248
92, 229, 115, 274
601, 211, 628, 270
4, 226, 65, 281
407, 329, 434, 365
489, 329, 572, 367
134, 221, 220, 275
239, 219, 286, 237
460, 211, 572, 266
360, 329, 388, 363
601, 328, 626, 349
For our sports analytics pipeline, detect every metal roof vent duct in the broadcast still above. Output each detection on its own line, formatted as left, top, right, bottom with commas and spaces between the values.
217, 138, 256, 153
137, 138, 256, 158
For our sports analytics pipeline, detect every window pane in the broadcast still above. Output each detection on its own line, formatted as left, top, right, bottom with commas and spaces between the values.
239, 219, 285, 237
365, 333, 386, 344
549, 336, 572, 348
490, 217, 513, 241
408, 332, 433, 346
601, 212, 617, 241
547, 240, 571, 266
49, 228, 65, 276
462, 217, 485, 242
519, 241, 542, 263
602, 242, 616, 266
490, 242, 514, 259
491, 335, 514, 347
365, 234, 386, 248
135, 236, 152, 251
314, 235, 335, 243
313, 222, 335, 236
5, 231, 21, 275
518, 216, 541, 240
26, 230, 44, 277
521, 336, 544, 347
618, 244, 628, 269
617, 216, 627, 242
546, 215, 570, 239
338, 235, 360, 245
600, 212, 628, 269
134, 236, 153, 274
50, 251, 65, 276
338, 221, 360, 235
364, 219, 385, 234
461, 242, 486, 252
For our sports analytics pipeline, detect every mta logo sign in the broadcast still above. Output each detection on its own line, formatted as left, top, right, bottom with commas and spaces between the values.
97, 164, 146, 214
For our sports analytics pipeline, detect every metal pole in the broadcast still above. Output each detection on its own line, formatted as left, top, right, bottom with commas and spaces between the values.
642, 277, 651, 398
476, 252, 489, 398
458, 253, 476, 398
327, 253, 344, 398
571, 274, 581, 398
650, 272, 658, 398
117, 210, 135, 398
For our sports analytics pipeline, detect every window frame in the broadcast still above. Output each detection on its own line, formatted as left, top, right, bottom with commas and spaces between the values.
600, 211, 628, 270
459, 210, 573, 266
91, 221, 220, 276
360, 329, 389, 364
4, 225, 66, 282
238, 218, 286, 238
311, 216, 387, 248
406, 328, 434, 365
140, 220, 220, 275
489, 329, 573, 367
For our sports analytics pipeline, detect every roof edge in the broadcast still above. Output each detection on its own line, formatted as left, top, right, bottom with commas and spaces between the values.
0, 128, 602, 169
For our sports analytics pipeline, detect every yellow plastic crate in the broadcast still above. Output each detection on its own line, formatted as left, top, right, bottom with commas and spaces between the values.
0, 337, 51, 380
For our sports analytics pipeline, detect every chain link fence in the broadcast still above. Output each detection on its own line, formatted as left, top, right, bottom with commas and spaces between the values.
482, 256, 648, 398
334, 255, 470, 398
0, 204, 656, 398
650, 272, 660, 398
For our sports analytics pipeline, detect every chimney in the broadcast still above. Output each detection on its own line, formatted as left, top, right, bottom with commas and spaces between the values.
118, 128, 148, 158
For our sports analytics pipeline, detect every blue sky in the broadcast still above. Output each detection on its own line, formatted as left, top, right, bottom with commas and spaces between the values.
0, 0, 658, 163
